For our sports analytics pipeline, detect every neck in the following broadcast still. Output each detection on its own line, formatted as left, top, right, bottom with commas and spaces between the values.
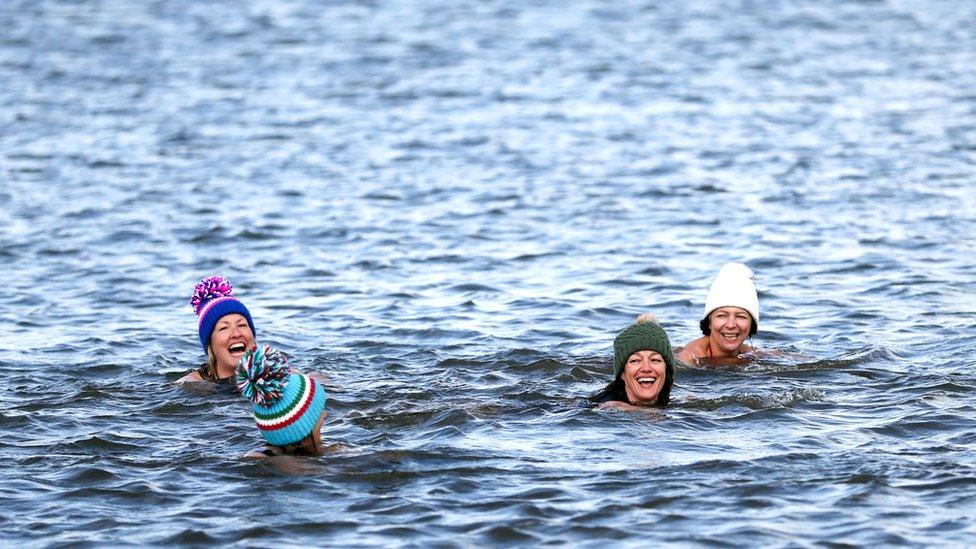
215, 363, 236, 379
623, 384, 656, 407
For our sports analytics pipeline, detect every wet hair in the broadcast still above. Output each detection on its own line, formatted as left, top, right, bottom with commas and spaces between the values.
277, 432, 321, 456
588, 362, 675, 408
206, 345, 218, 379
699, 311, 758, 337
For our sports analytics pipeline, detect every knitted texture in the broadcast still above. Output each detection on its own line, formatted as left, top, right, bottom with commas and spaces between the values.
613, 314, 674, 377
189, 275, 256, 353
703, 262, 759, 324
237, 344, 288, 406
237, 345, 327, 447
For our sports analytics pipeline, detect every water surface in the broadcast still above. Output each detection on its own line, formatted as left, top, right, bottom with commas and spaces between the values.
2, 0, 975, 546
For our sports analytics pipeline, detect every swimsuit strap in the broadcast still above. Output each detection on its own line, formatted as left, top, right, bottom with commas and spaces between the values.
197, 364, 234, 383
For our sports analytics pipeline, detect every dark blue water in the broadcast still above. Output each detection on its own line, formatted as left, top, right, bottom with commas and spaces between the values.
2, 0, 976, 545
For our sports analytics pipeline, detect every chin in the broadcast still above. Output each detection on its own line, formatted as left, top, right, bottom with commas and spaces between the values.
719, 338, 744, 351
639, 392, 660, 404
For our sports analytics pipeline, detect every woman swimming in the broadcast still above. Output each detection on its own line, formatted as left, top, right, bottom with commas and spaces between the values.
237, 344, 329, 457
177, 275, 257, 384
589, 313, 675, 410
675, 262, 759, 365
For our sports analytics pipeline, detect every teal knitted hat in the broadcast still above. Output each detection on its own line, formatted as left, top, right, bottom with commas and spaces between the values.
613, 313, 674, 377
236, 345, 327, 447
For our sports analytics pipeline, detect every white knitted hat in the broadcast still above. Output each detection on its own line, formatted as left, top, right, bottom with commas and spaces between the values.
703, 262, 759, 323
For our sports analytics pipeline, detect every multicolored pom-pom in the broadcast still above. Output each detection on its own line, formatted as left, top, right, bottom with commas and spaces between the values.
236, 344, 290, 406
190, 275, 235, 315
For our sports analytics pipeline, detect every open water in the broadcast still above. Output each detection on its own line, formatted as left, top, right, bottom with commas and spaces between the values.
2, 0, 975, 546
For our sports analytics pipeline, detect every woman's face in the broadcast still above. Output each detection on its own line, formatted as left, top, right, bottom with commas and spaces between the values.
708, 306, 752, 354
210, 313, 255, 374
621, 350, 667, 406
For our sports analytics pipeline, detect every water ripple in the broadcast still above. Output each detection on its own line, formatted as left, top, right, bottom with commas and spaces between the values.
2, 0, 976, 545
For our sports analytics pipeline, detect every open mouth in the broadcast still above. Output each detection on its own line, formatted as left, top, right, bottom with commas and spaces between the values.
636, 376, 658, 387
719, 332, 741, 342
228, 342, 247, 354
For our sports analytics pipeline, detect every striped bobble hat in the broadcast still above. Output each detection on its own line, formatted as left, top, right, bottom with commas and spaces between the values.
190, 275, 256, 353
236, 345, 327, 447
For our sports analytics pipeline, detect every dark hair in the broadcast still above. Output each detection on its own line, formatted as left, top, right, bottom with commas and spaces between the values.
588, 361, 675, 408
699, 312, 758, 337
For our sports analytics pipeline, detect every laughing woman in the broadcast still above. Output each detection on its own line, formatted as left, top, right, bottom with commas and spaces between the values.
675, 262, 759, 365
176, 275, 257, 384
589, 313, 675, 410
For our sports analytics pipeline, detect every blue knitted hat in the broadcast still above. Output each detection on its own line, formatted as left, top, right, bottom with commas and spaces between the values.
236, 345, 328, 447
189, 276, 256, 353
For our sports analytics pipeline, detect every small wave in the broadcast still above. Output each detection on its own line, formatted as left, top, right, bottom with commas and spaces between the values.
52, 435, 145, 454
187, 225, 229, 244
159, 530, 223, 545
679, 388, 827, 411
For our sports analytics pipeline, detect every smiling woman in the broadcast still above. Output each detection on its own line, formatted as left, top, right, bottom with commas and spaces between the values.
237, 345, 329, 458
588, 313, 675, 411
176, 276, 257, 384
675, 262, 759, 365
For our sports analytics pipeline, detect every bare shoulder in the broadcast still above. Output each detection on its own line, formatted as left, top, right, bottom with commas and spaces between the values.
242, 449, 328, 474
674, 347, 693, 364
175, 370, 204, 384
675, 337, 706, 364
245, 446, 281, 458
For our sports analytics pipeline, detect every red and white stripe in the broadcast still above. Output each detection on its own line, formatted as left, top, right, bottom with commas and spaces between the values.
256, 377, 318, 432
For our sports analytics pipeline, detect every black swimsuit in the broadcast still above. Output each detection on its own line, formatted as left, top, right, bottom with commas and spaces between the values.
184, 364, 238, 393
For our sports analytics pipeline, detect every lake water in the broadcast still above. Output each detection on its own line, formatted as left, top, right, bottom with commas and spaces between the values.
2, 0, 975, 545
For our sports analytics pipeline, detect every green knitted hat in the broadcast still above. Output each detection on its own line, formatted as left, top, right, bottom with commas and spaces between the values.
613, 313, 674, 377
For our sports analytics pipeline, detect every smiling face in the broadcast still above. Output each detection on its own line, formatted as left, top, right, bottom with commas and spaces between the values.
707, 306, 752, 356
621, 350, 667, 406
209, 313, 255, 377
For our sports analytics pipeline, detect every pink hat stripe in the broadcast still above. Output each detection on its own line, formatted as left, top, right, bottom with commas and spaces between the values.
197, 296, 238, 327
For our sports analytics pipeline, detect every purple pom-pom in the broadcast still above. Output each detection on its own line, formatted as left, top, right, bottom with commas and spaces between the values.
236, 345, 290, 406
190, 275, 235, 315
